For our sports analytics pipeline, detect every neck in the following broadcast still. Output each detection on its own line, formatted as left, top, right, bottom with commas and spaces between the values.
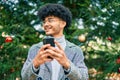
50, 34, 64, 38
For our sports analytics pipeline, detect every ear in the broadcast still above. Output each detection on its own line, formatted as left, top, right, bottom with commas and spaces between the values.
61, 21, 66, 28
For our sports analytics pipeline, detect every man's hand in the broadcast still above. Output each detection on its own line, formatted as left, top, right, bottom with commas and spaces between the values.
45, 41, 70, 69
33, 44, 53, 68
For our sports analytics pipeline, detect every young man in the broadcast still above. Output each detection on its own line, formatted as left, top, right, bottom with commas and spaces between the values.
21, 3, 88, 80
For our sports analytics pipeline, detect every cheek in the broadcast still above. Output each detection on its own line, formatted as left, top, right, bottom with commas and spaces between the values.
51, 23, 59, 31
51, 22, 63, 33
53, 25, 61, 32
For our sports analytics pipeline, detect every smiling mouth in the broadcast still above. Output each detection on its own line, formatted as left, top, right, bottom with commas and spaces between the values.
45, 26, 52, 31
45, 28, 50, 32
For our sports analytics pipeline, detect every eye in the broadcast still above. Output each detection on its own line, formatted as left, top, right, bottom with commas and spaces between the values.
48, 19, 54, 23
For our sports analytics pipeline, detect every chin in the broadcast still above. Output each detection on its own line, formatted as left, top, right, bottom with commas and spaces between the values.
46, 33, 52, 36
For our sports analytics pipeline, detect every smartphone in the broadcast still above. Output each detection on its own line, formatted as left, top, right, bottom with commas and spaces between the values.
43, 36, 55, 47
43, 36, 55, 59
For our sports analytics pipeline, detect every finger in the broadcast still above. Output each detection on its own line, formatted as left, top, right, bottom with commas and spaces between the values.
41, 51, 53, 60
46, 44, 64, 56
45, 58, 53, 62
37, 49, 50, 58
47, 46, 57, 52
54, 41, 63, 50
40, 44, 50, 51
45, 49, 62, 58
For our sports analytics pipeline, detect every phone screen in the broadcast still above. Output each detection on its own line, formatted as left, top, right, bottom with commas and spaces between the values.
43, 36, 55, 47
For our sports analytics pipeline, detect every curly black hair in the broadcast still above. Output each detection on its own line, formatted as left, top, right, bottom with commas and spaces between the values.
37, 3, 72, 28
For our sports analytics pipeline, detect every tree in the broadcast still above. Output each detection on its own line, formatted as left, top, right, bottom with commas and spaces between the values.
0, 0, 120, 79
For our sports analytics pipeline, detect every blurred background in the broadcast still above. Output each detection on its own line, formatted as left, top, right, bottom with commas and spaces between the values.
0, 0, 120, 80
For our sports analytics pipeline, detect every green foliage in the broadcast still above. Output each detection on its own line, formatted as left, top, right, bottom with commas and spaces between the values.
0, 38, 29, 79
0, 0, 120, 80
82, 38, 120, 79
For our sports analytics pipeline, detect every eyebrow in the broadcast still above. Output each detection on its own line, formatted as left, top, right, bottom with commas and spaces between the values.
44, 17, 53, 21
47, 17, 54, 20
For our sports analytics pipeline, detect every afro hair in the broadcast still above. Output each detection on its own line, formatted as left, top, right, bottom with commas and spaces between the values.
37, 3, 72, 28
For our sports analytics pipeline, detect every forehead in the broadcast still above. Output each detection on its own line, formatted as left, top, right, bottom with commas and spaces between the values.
44, 16, 61, 20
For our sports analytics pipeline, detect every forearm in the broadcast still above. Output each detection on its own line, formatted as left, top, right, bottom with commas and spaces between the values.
21, 62, 38, 80
66, 61, 89, 80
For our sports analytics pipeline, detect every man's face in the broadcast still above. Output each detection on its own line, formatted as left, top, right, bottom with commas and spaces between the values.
42, 16, 66, 37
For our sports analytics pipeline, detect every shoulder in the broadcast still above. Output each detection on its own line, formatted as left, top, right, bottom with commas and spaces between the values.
28, 42, 43, 52
66, 40, 81, 50
30, 42, 43, 49
65, 40, 84, 61
66, 40, 83, 55
27, 42, 43, 59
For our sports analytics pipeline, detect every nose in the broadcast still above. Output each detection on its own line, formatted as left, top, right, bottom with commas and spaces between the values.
43, 22, 49, 28
43, 22, 51, 30
42, 20, 50, 26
